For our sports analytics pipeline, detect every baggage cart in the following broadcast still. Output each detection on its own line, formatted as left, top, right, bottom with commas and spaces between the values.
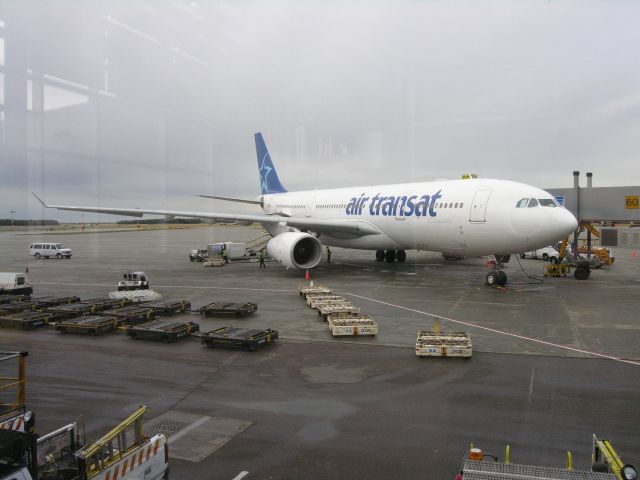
30, 296, 80, 309
143, 299, 192, 315
199, 302, 257, 318
415, 318, 472, 358
326, 312, 372, 327
101, 305, 157, 325
81, 297, 132, 311
45, 302, 101, 318
317, 304, 360, 320
0, 301, 40, 314
55, 315, 118, 335
306, 295, 346, 308
0, 311, 61, 330
299, 285, 332, 298
126, 319, 200, 342
329, 317, 378, 337
0, 295, 31, 305
203, 258, 225, 267
200, 326, 278, 351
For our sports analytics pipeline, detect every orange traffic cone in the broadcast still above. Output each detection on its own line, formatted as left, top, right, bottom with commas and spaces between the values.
305, 270, 310, 281
632, 251, 638, 258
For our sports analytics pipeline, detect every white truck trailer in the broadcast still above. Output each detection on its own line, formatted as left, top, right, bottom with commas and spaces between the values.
0, 273, 33, 296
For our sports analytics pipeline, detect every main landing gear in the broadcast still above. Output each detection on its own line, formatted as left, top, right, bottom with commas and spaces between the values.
376, 250, 406, 263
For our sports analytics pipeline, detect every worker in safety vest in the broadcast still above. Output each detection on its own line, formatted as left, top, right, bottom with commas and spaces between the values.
222, 249, 229, 263
326, 246, 332, 263
258, 250, 266, 268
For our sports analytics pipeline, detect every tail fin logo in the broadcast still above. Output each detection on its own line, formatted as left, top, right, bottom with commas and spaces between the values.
255, 132, 287, 195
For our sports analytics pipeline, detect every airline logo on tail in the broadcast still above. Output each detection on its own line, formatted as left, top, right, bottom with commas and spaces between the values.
255, 132, 287, 195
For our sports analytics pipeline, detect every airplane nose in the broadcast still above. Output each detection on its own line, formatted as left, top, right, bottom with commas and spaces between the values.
556, 208, 578, 237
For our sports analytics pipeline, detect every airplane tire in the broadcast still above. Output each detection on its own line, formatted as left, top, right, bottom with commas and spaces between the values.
376, 250, 385, 262
396, 250, 406, 262
486, 271, 500, 286
385, 250, 396, 262
498, 271, 507, 285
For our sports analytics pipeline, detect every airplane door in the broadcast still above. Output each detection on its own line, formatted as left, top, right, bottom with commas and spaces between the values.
305, 198, 314, 217
469, 188, 492, 222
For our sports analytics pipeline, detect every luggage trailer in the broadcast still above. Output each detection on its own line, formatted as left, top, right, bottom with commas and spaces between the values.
199, 326, 278, 351
126, 319, 200, 342
199, 302, 257, 318
0, 311, 63, 330
101, 305, 158, 326
55, 316, 118, 335
142, 300, 192, 315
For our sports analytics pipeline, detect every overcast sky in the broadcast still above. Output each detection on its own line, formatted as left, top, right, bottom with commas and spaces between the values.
2, 0, 640, 220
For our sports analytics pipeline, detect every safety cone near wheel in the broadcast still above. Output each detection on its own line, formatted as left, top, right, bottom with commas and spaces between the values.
305, 270, 310, 281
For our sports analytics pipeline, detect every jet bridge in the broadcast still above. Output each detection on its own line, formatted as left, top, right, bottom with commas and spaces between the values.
545, 171, 640, 250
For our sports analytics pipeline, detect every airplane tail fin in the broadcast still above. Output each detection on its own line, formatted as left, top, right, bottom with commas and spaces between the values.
255, 132, 287, 195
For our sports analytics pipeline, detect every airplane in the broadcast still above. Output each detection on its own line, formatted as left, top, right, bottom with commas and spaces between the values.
33, 132, 578, 286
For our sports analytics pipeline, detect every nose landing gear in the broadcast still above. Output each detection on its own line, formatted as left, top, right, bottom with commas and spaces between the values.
486, 255, 510, 286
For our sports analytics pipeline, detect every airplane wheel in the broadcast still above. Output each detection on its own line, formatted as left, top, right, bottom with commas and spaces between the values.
385, 250, 396, 262
396, 250, 406, 262
486, 271, 500, 286
498, 271, 507, 285
376, 250, 385, 262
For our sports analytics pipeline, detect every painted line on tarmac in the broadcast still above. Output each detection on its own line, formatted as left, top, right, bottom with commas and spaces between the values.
232, 472, 249, 480
345, 292, 640, 367
33, 282, 296, 293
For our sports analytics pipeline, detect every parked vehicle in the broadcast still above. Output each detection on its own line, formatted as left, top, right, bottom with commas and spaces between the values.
520, 246, 559, 263
28, 242, 72, 259
207, 242, 247, 260
0, 273, 33, 295
189, 249, 209, 262
117, 271, 150, 291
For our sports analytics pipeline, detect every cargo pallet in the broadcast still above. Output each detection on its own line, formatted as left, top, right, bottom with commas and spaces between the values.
415, 318, 472, 358
80, 297, 132, 311
199, 326, 278, 351
29, 296, 80, 308
101, 305, 157, 325
0, 301, 41, 314
0, 311, 61, 330
299, 285, 332, 298
55, 315, 118, 335
306, 295, 346, 308
327, 314, 378, 336
126, 319, 200, 342
143, 300, 192, 315
199, 302, 257, 318
46, 298, 132, 319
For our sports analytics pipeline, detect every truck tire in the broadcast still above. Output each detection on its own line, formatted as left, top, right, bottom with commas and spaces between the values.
550, 256, 558, 264
574, 267, 589, 280
57, 253, 62, 259
35, 253, 41, 258
542, 253, 549, 261
519, 253, 525, 259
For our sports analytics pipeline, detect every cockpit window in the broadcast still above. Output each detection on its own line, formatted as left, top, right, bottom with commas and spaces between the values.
527, 198, 539, 208
538, 198, 557, 207
516, 198, 529, 208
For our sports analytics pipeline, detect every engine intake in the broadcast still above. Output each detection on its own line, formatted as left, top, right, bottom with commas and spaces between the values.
266, 232, 322, 270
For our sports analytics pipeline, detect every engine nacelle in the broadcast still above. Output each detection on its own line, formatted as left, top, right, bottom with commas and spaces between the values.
266, 232, 322, 270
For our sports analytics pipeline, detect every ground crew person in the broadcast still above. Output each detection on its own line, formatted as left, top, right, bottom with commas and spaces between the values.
258, 250, 266, 268
326, 246, 332, 263
222, 249, 229, 263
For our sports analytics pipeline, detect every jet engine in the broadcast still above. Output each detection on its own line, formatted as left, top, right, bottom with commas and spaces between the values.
266, 232, 322, 269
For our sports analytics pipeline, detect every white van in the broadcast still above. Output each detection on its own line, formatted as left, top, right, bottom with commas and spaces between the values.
29, 242, 72, 259
0, 272, 33, 295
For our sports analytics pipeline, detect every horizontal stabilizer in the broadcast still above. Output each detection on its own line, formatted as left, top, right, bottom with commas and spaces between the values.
197, 194, 262, 206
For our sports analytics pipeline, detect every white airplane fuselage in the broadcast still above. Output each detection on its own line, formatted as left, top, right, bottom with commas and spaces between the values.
262, 178, 577, 256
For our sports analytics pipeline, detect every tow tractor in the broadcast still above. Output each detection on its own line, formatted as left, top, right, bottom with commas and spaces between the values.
545, 239, 591, 280
117, 272, 150, 291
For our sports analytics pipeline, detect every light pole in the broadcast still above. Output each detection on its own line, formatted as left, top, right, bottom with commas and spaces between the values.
10, 210, 15, 230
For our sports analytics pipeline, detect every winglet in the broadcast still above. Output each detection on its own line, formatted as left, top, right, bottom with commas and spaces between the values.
32, 192, 48, 207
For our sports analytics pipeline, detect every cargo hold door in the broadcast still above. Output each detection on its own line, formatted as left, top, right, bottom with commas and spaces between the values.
469, 188, 492, 223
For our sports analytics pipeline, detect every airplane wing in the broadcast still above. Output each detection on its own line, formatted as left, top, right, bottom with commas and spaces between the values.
32, 193, 380, 237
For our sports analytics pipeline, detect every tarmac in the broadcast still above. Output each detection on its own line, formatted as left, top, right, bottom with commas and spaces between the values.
1, 225, 639, 479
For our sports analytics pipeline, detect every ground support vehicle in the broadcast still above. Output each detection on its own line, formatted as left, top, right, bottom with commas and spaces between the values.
55, 316, 118, 335
189, 249, 209, 262
543, 263, 571, 278
199, 302, 257, 318
143, 300, 191, 315
0, 273, 33, 296
415, 318, 472, 358
101, 306, 157, 326
327, 315, 378, 336
199, 327, 278, 351
317, 304, 360, 320
460, 435, 635, 480
520, 246, 560, 262
0, 406, 169, 480
578, 246, 615, 266
28, 242, 72, 259
299, 285, 332, 298
306, 295, 346, 308
207, 242, 248, 260
0, 311, 62, 330
126, 319, 199, 342
117, 272, 150, 291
